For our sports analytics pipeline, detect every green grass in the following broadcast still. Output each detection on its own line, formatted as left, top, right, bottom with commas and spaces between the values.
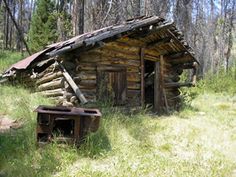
0, 52, 236, 176
0, 86, 235, 177
0, 50, 26, 73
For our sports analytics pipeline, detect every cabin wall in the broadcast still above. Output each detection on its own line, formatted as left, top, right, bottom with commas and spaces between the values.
32, 43, 193, 111
75, 43, 142, 106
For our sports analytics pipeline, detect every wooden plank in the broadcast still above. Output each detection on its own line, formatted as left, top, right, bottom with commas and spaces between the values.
154, 61, 160, 112
127, 72, 140, 82
38, 88, 65, 97
140, 48, 145, 107
154, 55, 164, 113
38, 78, 64, 91
36, 71, 63, 85
57, 62, 88, 104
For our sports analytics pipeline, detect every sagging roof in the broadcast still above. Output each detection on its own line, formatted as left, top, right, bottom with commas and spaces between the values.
3, 16, 198, 76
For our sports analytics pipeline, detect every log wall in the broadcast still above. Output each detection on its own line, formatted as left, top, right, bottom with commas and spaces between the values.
75, 42, 142, 106
32, 40, 195, 111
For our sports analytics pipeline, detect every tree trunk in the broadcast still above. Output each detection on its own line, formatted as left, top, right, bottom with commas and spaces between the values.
72, 0, 79, 35
3, 0, 31, 55
78, 0, 84, 34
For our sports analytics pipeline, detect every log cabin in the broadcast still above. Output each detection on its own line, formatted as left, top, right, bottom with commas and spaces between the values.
2, 16, 198, 113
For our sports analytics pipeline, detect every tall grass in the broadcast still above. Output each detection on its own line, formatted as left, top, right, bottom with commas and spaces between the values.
198, 67, 236, 94
0, 51, 235, 176
0, 50, 26, 73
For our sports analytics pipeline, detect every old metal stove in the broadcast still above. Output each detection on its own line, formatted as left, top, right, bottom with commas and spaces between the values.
35, 105, 101, 145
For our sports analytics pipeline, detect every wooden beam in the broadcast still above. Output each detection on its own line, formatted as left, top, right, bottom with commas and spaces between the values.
154, 55, 164, 113
146, 37, 172, 47
154, 62, 160, 113
167, 29, 199, 64
57, 61, 88, 104
140, 48, 145, 107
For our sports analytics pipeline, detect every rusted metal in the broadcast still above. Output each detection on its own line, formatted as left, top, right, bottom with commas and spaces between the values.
35, 105, 101, 145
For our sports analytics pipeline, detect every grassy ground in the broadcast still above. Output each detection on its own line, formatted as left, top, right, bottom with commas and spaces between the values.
0, 52, 236, 177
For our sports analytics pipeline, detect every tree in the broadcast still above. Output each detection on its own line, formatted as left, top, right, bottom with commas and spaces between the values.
28, 0, 57, 52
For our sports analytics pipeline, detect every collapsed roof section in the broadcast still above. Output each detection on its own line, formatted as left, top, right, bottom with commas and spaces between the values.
3, 16, 198, 77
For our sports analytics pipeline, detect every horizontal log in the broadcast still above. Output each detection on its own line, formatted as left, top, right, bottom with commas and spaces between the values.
78, 53, 102, 63
127, 90, 141, 97
168, 54, 194, 64
36, 71, 63, 85
96, 65, 126, 72
48, 96, 64, 101
75, 73, 96, 80
76, 64, 96, 72
101, 56, 141, 67
127, 72, 140, 82
104, 42, 140, 53
100, 48, 139, 60
38, 88, 65, 97
79, 80, 96, 86
128, 82, 140, 90
38, 78, 64, 91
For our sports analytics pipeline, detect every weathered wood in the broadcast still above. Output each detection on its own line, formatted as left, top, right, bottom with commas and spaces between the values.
127, 90, 141, 97
127, 82, 140, 90
36, 71, 63, 85
76, 65, 96, 72
147, 37, 172, 47
167, 29, 195, 61
154, 55, 164, 113
57, 62, 88, 104
154, 61, 160, 112
75, 73, 96, 80
140, 48, 145, 107
100, 48, 139, 60
38, 88, 65, 97
97, 65, 126, 72
104, 42, 140, 53
127, 72, 140, 82
191, 62, 198, 86
169, 54, 193, 64
38, 78, 64, 91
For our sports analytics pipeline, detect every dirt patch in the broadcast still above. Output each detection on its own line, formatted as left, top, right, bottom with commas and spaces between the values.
0, 115, 22, 133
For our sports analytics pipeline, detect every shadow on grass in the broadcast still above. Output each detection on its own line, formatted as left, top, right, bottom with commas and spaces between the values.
78, 119, 112, 158
0, 123, 78, 177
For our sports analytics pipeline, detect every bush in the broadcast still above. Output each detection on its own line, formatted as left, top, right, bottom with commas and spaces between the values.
0, 50, 25, 72
198, 67, 236, 94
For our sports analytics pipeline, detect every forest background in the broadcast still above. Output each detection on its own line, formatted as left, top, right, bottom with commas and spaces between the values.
0, 0, 235, 76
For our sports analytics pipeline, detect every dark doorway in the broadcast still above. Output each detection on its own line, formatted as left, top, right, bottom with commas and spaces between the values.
144, 60, 155, 106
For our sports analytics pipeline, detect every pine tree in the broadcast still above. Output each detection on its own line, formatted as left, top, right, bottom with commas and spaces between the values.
28, 0, 58, 52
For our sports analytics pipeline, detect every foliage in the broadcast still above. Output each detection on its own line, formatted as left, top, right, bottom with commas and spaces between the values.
28, 0, 58, 52
180, 66, 236, 111
0, 50, 25, 72
199, 68, 236, 94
